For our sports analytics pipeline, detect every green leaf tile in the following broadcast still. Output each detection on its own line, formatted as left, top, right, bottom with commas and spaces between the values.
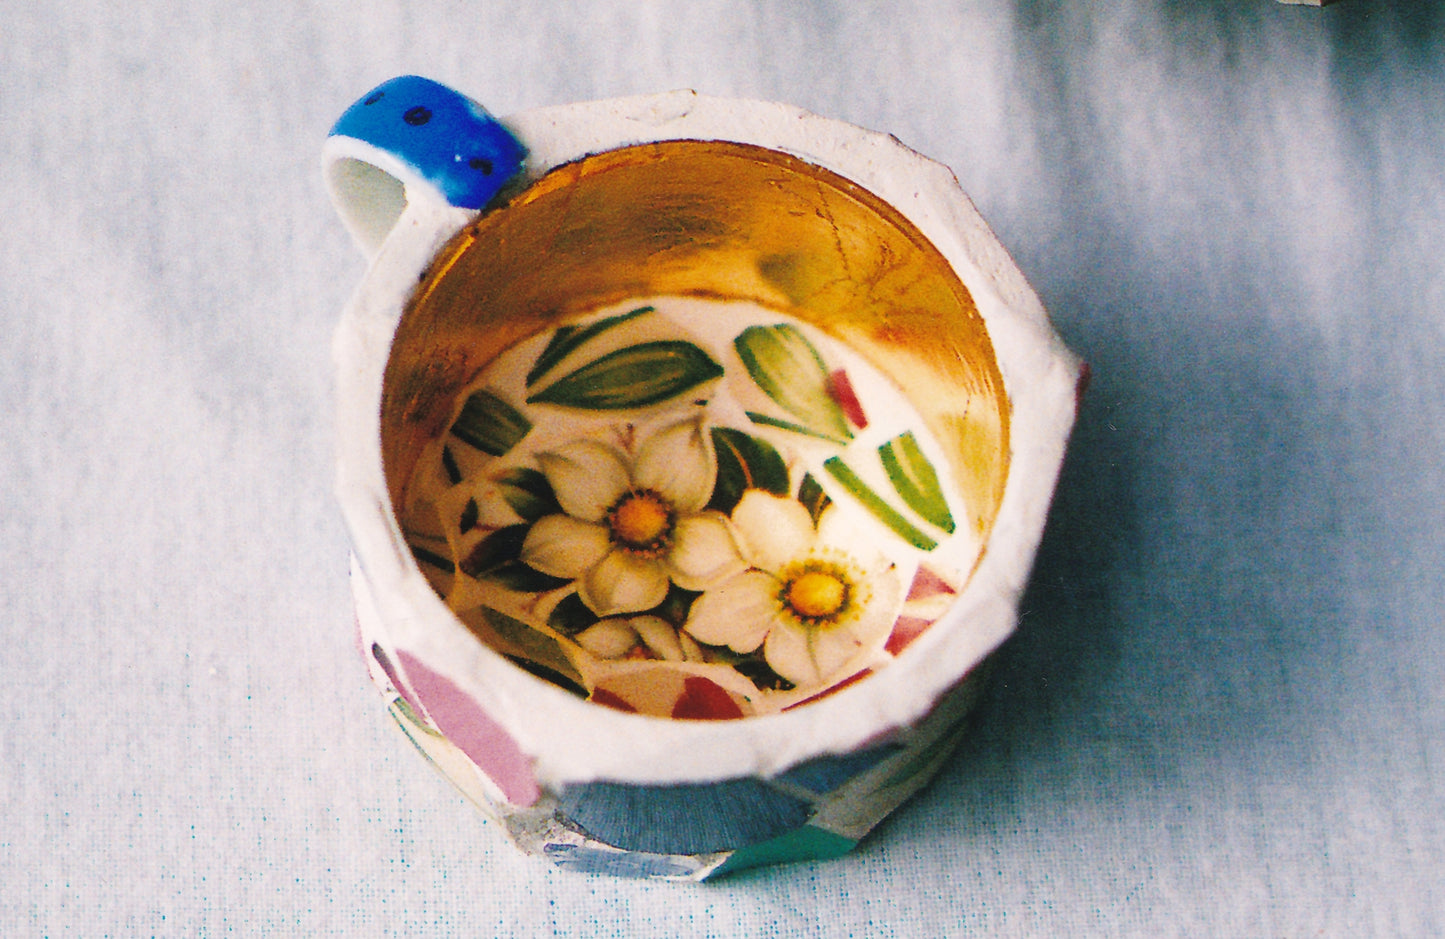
879, 431, 956, 534
525, 306, 654, 388
450, 389, 533, 456
527, 341, 723, 410
823, 457, 939, 551
734, 324, 852, 442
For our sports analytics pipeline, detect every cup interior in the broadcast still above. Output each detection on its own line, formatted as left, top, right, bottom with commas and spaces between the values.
378, 139, 1011, 715
383, 140, 1007, 524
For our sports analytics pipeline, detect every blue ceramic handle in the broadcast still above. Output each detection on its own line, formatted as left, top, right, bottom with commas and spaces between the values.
324, 76, 527, 255
330, 75, 526, 210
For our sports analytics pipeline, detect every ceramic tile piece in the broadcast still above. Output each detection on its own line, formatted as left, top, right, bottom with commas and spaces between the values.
395, 650, 540, 807
369, 641, 426, 718
705, 825, 858, 878
772, 745, 902, 796
541, 843, 705, 879
556, 777, 811, 855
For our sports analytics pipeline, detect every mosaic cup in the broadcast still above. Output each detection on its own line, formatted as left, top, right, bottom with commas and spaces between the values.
324, 76, 1081, 880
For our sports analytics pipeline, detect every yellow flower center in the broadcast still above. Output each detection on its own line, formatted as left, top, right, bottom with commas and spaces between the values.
779, 561, 855, 626
608, 490, 674, 556
787, 571, 847, 618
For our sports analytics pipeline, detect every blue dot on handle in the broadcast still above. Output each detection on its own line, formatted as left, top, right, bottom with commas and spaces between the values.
330, 75, 526, 210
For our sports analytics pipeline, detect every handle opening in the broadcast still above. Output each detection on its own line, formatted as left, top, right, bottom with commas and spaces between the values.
324, 76, 528, 259
326, 155, 409, 258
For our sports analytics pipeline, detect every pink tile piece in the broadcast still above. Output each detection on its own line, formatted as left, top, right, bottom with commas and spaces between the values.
827, 368, 868, 429
906, 565, 957, 601
369, 642, 427, 719
886, 616, 934, 656
395, 650, 541, 806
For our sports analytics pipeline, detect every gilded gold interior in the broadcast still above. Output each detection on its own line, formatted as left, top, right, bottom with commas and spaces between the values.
382, 140, 1010, 539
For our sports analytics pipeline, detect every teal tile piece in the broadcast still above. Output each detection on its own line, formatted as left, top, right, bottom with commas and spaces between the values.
707, 825, 858, 879
558, 777, 811, 855
773, 744, 901, 795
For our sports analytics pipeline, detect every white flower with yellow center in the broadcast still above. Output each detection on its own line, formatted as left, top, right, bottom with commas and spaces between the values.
683, 490, 902, 690
520, 417, 746, 617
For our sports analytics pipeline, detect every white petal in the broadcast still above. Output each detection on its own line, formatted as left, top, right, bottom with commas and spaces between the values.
667, 512, 747, 591
629, 615, 686, 662
535, 440, 631, 522
730, 490, 816, 573
633, 417, 715, 513
677, 630, 707, 662
574, 620, 639, 659
813, 507, 898, 612
580, 550, 671, 616
763, 621, 828, 688
815, 502, 880, 557
682, 570, 778, 653
843, 561, 903, 648
521, 514, 612, 578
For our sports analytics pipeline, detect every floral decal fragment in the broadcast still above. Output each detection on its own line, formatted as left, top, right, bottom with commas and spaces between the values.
399, 298, 981, 718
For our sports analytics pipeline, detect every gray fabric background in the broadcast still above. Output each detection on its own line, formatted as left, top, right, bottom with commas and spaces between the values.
4, 1, 1442, 935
